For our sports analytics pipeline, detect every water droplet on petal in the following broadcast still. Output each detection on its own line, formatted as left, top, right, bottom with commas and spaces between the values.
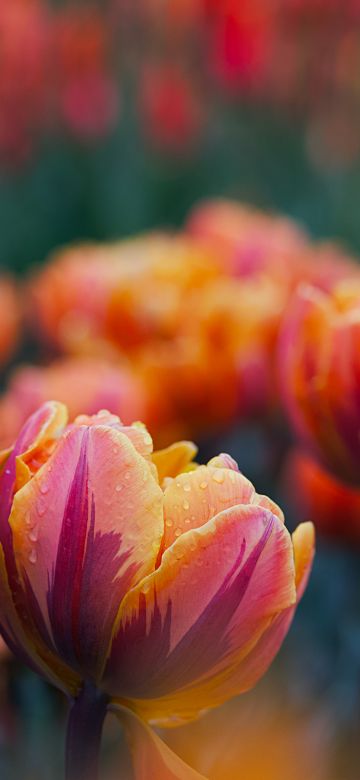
183, 500, 190, 510
29, 548, 37, 564
165, 519, 173, 528
40, 483, 49, 495
183, 483, 191, 492
115, 484, 122, 492
174, 528, 182, 537
200, 481, 208, 490
212, 470, 225, 484
29, 527, 38, 543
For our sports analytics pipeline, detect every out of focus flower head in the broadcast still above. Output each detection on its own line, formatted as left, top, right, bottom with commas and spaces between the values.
0, 0, 50, 163
284, 449, 360, 545
279, 277, 360, 485
54, 5, 118, 140
166, 694, 329, 780
186, 198, 310, 287
29, 234, 219, 355
0, 357, 149, 450
0, 278, 21, 368
28, 227, 294, 442
29, 201, 360, 445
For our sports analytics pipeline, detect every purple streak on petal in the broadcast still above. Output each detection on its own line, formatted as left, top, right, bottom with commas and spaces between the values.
75, 493, 139, 678
107, 516, 274, 698
47, 428, 138, 678
48, 429, 91, 666
0, 406, 55, 650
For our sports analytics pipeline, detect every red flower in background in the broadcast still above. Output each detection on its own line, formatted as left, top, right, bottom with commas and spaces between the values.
139, 64, 204, 153
54, 6, 118, 139
284, 449, 360, 546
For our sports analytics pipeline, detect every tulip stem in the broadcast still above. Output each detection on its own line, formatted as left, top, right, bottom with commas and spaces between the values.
65, 681, 109, 780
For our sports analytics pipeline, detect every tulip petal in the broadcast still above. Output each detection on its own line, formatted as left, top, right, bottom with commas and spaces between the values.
0, 545, 79, 694
115, 707, 207, 780
105, 505, 296, 723
212, 522, 315, 697
162, 465, 255, 550
153, 442, 198, 484
0, 403, 77, 691
10, 423, 163, 680
73, 412, 154, 460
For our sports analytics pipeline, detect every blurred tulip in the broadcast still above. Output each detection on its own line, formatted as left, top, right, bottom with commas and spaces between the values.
0, 402, 314, 779
186, 198, 310, 288
0, 278, 21, 367
279, 280, 360, 484
29, 234, 218, 354
284, 449, 360, 545
54, 6, 118, 139
166, 694, 330, 780
0, 357, 148, 448
139, 63, 204, 153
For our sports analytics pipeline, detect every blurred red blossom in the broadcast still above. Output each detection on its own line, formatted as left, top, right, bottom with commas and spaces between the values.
284, 449, 360, 545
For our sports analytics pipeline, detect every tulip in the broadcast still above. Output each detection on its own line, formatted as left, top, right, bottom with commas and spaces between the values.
186, 199, 309, 285
284, 449, 360, 545
279, 279, 360, 485
0, 402, 314, 780
0, 357, 148, 449
0, 278, 21, 367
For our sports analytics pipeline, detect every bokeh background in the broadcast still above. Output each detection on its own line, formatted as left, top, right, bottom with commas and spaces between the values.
1, 2, 360, 779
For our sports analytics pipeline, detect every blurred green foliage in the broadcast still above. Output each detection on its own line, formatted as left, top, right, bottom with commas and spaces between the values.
2, 102, 360, 275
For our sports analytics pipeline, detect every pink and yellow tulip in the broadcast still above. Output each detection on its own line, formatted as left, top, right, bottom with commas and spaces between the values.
0, 401, 314, 778
279, 279, 360, 485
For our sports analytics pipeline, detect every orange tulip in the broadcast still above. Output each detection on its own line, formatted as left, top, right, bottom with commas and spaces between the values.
279, 279, 360, 484
284, 449, 360, 545
0, 357, 148, 448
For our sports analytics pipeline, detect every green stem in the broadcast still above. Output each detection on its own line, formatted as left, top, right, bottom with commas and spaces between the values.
65, 682, 109, 780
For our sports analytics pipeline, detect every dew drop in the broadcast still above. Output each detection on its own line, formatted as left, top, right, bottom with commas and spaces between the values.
185, 518, 191, 525
37, 501, 46, 517
29, 548, 37, 564
115, 484, 122, 492
5, 469, 11, 476
200, 481, 208, 490
174, 528, 182, 537
183, 483, 191, 492
29, 527, 38, 543
182, 500, 190, 510
212, 470, 225, 484
165, 519, 173, 528
40, 483, 49, 495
